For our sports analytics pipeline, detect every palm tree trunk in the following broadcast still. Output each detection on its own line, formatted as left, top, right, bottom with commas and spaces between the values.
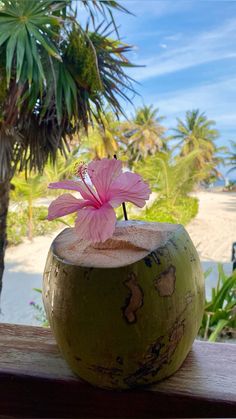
0, 179, 10, 297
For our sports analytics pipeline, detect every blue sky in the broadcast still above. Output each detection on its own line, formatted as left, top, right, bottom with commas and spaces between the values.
78, 0, 236, 175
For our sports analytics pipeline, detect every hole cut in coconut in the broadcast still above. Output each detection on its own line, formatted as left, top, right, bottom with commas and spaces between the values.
52, 220, 182, 268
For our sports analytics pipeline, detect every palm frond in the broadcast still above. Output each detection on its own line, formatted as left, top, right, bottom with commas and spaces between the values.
80, 0, 132, 36
120, 105, 167, 167
0, 0, 136, 181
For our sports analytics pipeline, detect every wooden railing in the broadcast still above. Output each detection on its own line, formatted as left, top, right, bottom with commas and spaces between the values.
0, 323, 235, 418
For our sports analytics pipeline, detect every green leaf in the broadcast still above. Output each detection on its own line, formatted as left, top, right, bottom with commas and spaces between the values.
16, 29, 26, 82
211, 287, 216, 301
33, 288, 42, 294
0, 31, 10, 47
204, 267, 212, 279
29, 15, 61, 27
20, 0, 52, 15
6, 31, 19, 85
211, 308, 228, 324
24, 34, 33, 86
62, 67, 77, 117
29, 35, 45, 86
217, 263, 227, 288
26, 22, 62, 61
208, 319, 229, 342
213, 275, 236, 310
207, 273, 236, 312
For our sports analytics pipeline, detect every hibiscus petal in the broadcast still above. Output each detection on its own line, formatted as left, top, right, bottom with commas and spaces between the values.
48, 194, 90, 220
108, 172, 151, 208
48, 180, 94, 201
75, 203, 117, 243
87, 158, 122, 202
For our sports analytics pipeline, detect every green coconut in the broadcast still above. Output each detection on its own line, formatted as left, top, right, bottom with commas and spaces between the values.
42, 221, 204, 389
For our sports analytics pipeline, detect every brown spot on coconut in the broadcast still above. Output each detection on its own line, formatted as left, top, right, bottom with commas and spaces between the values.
123, 272, 144, 324
154, 265, 176, 297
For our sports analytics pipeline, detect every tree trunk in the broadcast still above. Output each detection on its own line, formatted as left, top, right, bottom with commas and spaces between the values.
0, 179, 10, 297
28, 196, 33, 241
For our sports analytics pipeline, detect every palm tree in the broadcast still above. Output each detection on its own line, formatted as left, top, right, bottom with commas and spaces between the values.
121, 105, 167, 167
0, 0, 135, 294
226, 141, 236, 174
172, 110, 222, 179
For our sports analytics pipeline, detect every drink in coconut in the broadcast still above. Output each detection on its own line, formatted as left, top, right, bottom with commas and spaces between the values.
43, 158, 204, 389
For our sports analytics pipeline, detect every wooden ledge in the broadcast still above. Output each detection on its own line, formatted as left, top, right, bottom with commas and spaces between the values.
0, 323, 235, 418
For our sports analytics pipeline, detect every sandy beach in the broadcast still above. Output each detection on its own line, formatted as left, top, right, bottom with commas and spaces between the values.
1, 190, 235, 325
187, 191, 236, 262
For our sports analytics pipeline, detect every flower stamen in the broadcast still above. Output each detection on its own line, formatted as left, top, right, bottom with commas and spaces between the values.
77, 164, 101, 206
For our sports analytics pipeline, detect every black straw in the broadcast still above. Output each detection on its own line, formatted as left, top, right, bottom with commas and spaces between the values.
113, 154, 128, 221
122, 201, 128, 221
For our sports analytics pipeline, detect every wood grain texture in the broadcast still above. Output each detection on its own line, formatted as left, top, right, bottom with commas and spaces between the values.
0, 323, 235, 418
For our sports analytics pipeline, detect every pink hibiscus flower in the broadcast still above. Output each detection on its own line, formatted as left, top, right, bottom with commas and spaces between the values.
48, 158, 151, 243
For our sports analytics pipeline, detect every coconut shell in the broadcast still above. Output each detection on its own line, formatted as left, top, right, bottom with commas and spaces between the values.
43, 221, 204, 389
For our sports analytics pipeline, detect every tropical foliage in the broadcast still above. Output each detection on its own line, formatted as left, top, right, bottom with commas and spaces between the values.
134, 151, 201, 205
199, 265, 236, 342
117, 196, 199, 225
116, 150, 200, 226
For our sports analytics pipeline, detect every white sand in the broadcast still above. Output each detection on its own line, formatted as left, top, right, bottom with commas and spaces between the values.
186, 191, 236, 262
5, 229, 62, 274
2, 191, 235, 324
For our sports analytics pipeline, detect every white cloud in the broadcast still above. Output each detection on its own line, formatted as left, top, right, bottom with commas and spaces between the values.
129, 18, 236, 80
164, 33, 183, 42
149, 77, 236, 131
123, 0, 193, 18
